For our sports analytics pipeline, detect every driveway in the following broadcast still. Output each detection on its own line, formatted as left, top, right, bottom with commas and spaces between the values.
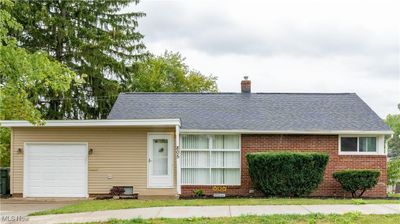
0, 198, 79, 217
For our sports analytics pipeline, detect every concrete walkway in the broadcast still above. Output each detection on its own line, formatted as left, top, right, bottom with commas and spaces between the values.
5, 204, 400, 224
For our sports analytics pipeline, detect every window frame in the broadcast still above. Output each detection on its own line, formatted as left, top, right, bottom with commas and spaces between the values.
358, 137, 377, 152
180, 134, 241, 186
338, 135, 380, 155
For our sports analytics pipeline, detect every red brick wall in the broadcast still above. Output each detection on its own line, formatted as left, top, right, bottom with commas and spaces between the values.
181, 134, 387, 198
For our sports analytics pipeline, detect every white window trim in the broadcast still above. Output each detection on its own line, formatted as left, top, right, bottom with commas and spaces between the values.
176, 125, 181, 194
180, 134, 241, 186
338, 135, 385, 156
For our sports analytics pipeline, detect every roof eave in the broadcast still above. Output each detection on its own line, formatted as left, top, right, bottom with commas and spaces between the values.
0, 119, 181, 127
180, 129, 394, 135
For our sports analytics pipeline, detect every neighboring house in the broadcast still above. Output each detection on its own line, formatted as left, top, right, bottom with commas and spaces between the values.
0, 78, 392, 198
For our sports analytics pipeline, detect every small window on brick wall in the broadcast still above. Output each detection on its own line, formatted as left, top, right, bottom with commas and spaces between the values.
340, 136, 377, 153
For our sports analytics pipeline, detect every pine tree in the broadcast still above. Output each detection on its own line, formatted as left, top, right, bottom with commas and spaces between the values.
11, 0, 146, 119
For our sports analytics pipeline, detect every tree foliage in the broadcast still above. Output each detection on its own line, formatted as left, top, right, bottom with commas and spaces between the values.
388, 158, 400, 186
0, 0, 80, 166
0, 0, 20, 44
0, 128, 10, 167
385, 105, 400, 158
0, 1, 218, 166
128, 52, 218, 92
0, 46, 81, 122
11, 0, 146, 119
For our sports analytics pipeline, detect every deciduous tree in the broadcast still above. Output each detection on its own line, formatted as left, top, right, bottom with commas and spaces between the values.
385, 104, 400, 158
129, 51, 217, 92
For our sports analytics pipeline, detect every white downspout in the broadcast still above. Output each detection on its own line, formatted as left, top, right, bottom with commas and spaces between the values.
175, 125, 181, 195
385, 134, 393, 155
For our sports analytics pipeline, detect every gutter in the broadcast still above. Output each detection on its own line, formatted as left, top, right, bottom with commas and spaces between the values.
180, 129, 394, 135
0, 119, 181, 127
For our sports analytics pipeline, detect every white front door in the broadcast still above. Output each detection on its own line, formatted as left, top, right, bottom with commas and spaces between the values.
148, 134, 173, 188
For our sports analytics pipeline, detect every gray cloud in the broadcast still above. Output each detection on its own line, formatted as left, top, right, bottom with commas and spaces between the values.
138, 2, 398, 59
132, 0, 400, 117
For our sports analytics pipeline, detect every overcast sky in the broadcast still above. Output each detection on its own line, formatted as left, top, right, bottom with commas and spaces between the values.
129, 0, 399, 117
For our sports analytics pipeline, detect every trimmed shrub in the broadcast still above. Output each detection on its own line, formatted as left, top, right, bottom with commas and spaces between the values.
388, 158, 400, 186
333, 170, 380, 198
246, 152, 329, 197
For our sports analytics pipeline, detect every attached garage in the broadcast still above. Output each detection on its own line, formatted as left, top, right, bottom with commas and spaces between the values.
2, 119, 180, 198
24, 143, 88, 197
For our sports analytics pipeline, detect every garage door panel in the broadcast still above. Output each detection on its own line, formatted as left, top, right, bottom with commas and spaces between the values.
29, 151, 85, 156
28, 166, 85, 173
28, 145, 86, 153
24, 143, 88, 197
27, 163, 86, 172
28, 180, 86, 186
29, 186, 85, 190
28, 175, 85, 184
28, 191, 85, 197
29, 157, 86, 162
28, 166, 86, 173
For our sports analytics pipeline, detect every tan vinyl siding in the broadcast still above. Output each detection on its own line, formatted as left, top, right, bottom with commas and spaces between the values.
10, 128, 14, 194
11, 127, 177, 196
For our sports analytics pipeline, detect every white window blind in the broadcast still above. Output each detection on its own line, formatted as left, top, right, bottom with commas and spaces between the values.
181, 135, 241, 185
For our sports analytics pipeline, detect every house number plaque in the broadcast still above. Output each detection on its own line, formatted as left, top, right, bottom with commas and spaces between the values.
212, 186, 227, 192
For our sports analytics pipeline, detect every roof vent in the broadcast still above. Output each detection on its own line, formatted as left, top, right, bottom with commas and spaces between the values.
241, 76, 251, 93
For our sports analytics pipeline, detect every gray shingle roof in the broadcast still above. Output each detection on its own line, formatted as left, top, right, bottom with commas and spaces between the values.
108, 92, 390, 132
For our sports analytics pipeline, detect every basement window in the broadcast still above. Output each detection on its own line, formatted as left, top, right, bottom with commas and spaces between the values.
340, 136, 377, 154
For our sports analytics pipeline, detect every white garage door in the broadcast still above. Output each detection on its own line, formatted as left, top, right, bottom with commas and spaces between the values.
24, 143, 88, 197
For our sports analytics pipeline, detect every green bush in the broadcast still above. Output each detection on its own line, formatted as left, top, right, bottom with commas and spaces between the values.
388, 158, 400, 186
246, 152, 329, 197
333, 170, 380, 198
192, 189, 205, 197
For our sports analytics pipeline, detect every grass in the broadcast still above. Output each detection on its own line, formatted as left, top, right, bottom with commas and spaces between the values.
30, 198, 400, 216
79, 213, 400, 224
388, 193, 400, 198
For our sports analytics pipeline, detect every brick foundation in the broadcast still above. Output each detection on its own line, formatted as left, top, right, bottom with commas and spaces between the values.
182, 134, 387, 198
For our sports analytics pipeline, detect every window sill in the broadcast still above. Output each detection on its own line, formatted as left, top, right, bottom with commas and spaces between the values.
181, 184, 241, 186
181, 149, 240, 152
338, 152, 385, 156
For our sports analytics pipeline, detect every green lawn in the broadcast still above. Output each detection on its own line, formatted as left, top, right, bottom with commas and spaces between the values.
80, 213, 400, 224
388, 193, 400, 198
30, 198, 400, 216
